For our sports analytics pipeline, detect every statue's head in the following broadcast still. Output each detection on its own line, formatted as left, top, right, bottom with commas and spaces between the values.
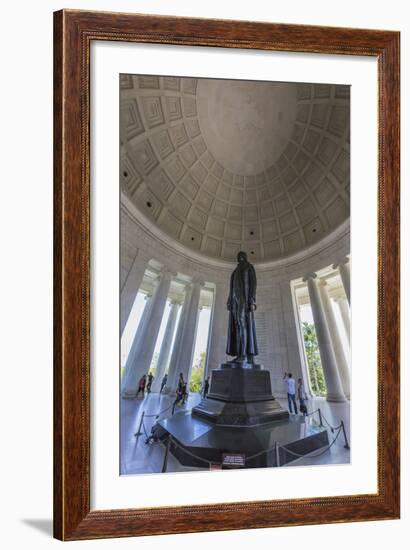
237, 251, 248, 263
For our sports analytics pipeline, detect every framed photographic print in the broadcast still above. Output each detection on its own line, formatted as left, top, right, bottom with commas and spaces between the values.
54, 9, 400, 541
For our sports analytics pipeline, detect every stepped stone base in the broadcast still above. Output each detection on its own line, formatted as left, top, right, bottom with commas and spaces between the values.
157, 413, 329, 468
156, 362, 328, 469
192, 362, 289, 426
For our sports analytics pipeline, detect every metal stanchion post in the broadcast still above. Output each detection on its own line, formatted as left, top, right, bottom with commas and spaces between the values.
341, 420, 350, 449
275, 441, 281, 467
162, 436, 172, 472
318, 408, 323, 427
134, 411, 145, 437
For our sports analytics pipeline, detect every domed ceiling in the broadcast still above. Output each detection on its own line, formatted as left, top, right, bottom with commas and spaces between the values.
120, 74, 350, 263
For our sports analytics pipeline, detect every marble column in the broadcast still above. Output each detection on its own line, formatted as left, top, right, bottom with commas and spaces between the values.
165, 280, 203, 392
163, 285, 191, 393
121, 270, 173, 398
333, 257, 351, 305
120, 251, 149, 336
279, 279, 306, 391
304, 273, 346, 402
319, 281, 351, 400
205, 280, 229, 378
121, 293, 152, 386
177, 280, 203, 386
335, 296, 351, 345
151, 300, 180, 392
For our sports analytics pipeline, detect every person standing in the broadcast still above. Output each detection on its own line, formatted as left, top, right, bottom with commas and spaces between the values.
177, 373, 184, 394
146, 372, 154, 393
160, 373, 168, 394
172, 373, 185, 413
203, 376, 210, 398
181, 382, 188, 404
286, 373, 298, 414
175, 373, 185, 405
297, 377, 307, 416
136, 374, 147, 399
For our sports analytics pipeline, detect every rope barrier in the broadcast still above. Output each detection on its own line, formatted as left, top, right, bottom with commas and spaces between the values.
245, 445, 277, 462
138, 404, 195, 444
297, 406, 347, 436
276, 425, 343, 461
305, 408, 321, 417
320, 412, 343, 432
134, 400, 185, 437
170, 437, 216, 466
159, 422, 347, 470
245, 424, 344, 463
143, 402, 174, 418
136, 400, 350, 467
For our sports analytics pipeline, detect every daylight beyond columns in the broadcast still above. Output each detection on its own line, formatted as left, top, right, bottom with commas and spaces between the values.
120, 251, 149, 336
121, 270, 173, 398
304, 274, 346, 402
121, 293, 152, 394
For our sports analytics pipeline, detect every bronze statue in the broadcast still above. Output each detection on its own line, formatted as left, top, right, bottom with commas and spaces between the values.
226, 251, 259, 363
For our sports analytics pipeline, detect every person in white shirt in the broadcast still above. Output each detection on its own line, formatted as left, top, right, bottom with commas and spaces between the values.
285, 373, 298, 414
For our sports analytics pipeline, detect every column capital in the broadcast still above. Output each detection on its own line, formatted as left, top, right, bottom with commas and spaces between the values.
169, 297, 183, 306
302, 272, 317, 283
191, 277, 205, 288
150, 273, 160, 284
135, 249, 151, 263
160, 268, 177, 280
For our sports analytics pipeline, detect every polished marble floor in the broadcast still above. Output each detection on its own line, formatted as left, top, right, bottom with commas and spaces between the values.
120, 392, 351, 476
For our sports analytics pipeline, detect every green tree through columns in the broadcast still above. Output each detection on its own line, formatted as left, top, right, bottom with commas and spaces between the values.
302, 321, 327, 397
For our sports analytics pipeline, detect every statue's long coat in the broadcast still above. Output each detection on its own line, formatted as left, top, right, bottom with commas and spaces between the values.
226, 260, 259, 357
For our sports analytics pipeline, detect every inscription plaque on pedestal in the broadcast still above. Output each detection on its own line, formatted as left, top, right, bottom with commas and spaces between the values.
222, 453, 246, 469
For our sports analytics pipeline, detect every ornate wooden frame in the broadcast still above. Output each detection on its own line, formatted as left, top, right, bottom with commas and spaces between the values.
53, 9, 400, 541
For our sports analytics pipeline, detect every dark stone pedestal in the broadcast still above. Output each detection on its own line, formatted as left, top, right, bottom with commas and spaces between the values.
156, 363, 329, 470
192, 362, 289, 426
157, 413, 329, 468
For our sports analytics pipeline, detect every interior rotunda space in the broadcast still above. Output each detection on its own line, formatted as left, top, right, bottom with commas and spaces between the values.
120, 75, 351, 474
